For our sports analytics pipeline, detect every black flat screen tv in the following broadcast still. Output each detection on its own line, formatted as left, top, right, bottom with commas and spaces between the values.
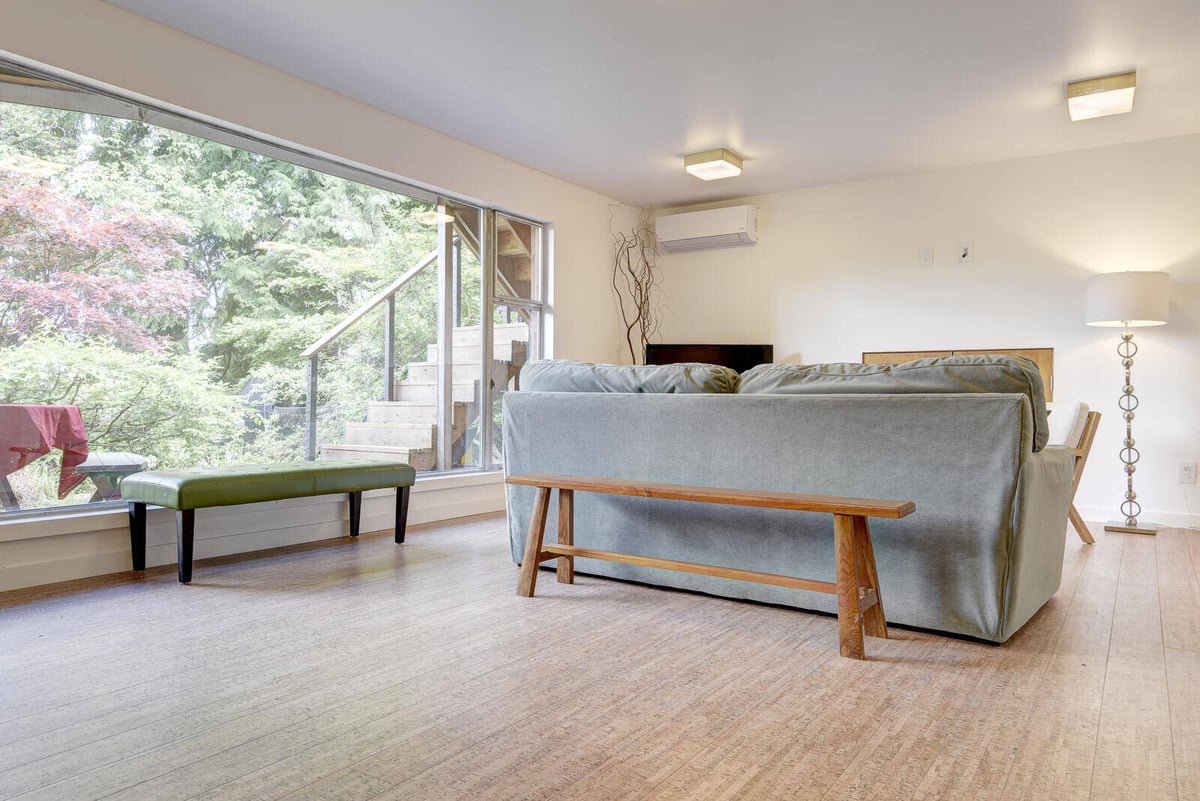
645, 343, 774, 374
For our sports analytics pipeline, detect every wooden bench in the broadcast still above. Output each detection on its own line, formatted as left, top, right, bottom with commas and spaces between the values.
506, 473, 915, 660
122, 460, 416, 583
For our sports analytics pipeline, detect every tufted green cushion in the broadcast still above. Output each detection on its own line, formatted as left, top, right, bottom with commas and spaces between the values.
519, 359, 740, 394
120, 460, 416, 510
739, 355, 1049, 451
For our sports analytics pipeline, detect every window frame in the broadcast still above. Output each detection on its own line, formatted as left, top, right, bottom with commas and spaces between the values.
0, 56, 552, 517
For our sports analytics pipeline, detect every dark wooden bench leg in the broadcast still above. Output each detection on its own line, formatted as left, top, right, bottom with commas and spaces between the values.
177, 509, 195, 584
348, 491, 362, 537
395, 485, 411, 543
128, 502, 147, 571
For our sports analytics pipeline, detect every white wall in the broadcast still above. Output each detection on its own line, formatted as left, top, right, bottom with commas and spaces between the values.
655, 134, 1200, 527
0, 0, 625, 590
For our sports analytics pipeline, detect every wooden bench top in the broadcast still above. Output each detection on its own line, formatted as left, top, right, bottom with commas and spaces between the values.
505, 473, 915, 519
510, 471, 914, 659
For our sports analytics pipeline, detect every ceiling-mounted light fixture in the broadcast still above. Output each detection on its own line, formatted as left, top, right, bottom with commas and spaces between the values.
1067, 71, 1136, 121
684, 148, 743, 181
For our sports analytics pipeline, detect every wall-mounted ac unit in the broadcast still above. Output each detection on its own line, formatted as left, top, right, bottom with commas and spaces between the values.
655, 205, 758, 254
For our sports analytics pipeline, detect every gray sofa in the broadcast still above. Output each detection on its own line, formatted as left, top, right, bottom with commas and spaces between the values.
502, 356, 1075, 642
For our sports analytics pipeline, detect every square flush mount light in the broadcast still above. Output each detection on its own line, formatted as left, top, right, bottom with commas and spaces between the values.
1067, 71, 1136, 121
684, 148, 743, 180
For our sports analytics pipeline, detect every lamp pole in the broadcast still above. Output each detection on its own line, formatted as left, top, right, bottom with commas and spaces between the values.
1084, 270, 1169, 536
1110, 325, 1151, 532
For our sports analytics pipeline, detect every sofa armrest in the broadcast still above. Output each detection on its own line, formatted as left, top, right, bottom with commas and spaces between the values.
1001, 444, 1076, 640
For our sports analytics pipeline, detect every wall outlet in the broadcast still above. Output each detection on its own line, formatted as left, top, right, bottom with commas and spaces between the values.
1179, 461, 1197, 484
918, 246, 934, 266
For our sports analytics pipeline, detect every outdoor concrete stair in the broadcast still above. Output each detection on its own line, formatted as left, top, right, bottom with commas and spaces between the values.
425, 339, 527, 363
405, 359, 510, 384
365, 401, 467, 427
448, 321, 527, 346
393, 380, 480, 404
321, 443, 435, 472
321, 321, 529, 470
342, 422, 436, 449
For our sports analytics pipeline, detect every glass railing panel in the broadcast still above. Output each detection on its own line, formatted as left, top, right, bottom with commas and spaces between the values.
491, 306, 536, 467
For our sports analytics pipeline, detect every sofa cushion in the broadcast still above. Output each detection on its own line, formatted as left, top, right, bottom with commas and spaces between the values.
519, 359, 739, 394
739, 355, 1049, 450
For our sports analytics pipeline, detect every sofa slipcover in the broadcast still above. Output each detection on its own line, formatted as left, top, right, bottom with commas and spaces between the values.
503, 365, 1073, 643
739, 355, 1050, 451
519, 359, 740, 394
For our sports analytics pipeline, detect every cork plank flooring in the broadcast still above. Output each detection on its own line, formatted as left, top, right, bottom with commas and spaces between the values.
0, 515, 1196, 801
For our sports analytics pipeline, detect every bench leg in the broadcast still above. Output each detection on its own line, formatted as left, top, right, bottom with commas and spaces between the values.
128, 502, 147, 571
557, 488, 574, 584
852, 516, 888, 640
176, 509, 195, 584
517, 486, 552, 597
348, 491, 362, 537
395, 485, 410, 544
833, 514, 866, 660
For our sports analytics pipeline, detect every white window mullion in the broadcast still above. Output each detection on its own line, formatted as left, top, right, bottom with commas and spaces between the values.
435, 207, 454, 472
480, 209, 497, 470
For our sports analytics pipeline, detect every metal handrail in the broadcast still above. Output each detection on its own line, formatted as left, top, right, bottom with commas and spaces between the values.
301, 212, 514, 461
302, 246, 439, 459
301, 247, 437, 359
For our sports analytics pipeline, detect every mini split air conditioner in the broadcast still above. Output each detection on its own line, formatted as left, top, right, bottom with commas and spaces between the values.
655, 205, 758, 254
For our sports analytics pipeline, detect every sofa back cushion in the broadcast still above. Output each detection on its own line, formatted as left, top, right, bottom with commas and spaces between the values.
739, 355, 1049, 450
520, 359, 740, 394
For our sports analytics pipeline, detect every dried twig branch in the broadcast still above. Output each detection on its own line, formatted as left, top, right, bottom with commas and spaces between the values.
610, 205, 661, 363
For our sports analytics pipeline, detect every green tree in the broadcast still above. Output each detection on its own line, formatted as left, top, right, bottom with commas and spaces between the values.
0, 175, 200, 351
0, 99, 456, 502
68, 117, 439, 383
0, 332, 249, 468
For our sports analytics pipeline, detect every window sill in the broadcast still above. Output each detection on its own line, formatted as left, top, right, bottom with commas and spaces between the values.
0, 468, 504, 543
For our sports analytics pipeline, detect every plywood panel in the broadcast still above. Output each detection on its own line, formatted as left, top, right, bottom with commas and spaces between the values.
862, 347, 1054, 400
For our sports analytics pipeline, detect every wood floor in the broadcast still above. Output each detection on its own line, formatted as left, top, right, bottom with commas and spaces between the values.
0, 515, 1196, 801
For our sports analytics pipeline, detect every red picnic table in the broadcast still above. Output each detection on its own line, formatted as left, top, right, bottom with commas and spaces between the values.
0, 404, 89, 510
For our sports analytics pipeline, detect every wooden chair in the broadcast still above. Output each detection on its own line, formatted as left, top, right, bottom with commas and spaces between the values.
1066, 410, 1101, 544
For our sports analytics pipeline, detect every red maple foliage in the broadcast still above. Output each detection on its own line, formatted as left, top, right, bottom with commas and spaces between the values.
0, 175, 202, 351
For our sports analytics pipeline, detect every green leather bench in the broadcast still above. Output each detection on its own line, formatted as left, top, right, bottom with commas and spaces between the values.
122, 460, 416, 583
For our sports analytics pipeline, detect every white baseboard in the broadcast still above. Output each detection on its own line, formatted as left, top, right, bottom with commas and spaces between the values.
1074, 504, 1200, 530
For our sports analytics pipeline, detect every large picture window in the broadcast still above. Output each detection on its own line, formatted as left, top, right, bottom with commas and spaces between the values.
0, 64, 544, 515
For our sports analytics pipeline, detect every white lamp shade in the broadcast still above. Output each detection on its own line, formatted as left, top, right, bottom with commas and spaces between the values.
1085, 271, 1170, 327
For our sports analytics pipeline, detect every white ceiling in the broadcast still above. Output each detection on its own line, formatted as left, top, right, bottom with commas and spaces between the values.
104, 0, 1200, 206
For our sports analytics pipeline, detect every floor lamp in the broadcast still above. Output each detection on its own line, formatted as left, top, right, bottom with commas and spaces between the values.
1085, 270, 1170, 535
